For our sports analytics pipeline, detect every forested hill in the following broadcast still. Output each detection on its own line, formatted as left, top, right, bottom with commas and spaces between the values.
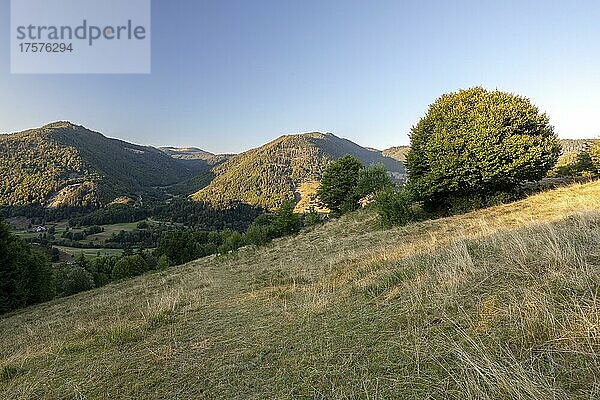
0, 122, 208, 208
191, 132, 405, 211
159, 146, 231, 165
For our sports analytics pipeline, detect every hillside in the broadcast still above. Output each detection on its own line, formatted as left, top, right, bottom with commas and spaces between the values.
382, 139, 598, 164
559, 139, 595, 154
192, 132, 405, 211
159, 146, 231, 165
382, 145, 411, 162
0, 122, 208, 208
1, 181, 600, 398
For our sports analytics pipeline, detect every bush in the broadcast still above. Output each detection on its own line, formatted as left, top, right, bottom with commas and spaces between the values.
111, 255, 148, 280
137, 221, 149, 229
375, 189, 423, 228
317, 155, 365, 214
272, 202, 301, 237
156, 254, 170, 269
87, 255, 117, 287
55, 266, 95, 297
217, 231, 245, 254
406, 87, 560, 211
446, 192, 516, 215
303, 207, 322, 227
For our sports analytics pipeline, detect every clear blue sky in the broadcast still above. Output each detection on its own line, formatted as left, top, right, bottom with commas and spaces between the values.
1, 0, 599, 153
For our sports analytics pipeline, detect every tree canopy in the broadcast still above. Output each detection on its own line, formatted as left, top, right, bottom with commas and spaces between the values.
406, 87, 560, 209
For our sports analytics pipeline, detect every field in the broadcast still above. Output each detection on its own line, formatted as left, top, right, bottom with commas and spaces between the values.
13, 221, 160, 261
1, 182, 600, 399
52, 246, 123, 258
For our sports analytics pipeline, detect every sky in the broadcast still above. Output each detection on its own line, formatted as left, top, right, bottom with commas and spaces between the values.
0, 0, 599, 153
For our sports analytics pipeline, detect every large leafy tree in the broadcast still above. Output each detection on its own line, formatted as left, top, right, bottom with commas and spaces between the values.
406, 87, 560, 209
316, 155, 365, 214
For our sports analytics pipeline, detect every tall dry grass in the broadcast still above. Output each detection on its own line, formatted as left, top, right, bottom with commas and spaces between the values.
1, 181, 600, 399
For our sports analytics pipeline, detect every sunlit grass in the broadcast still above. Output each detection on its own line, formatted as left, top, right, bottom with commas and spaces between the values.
1, 181, 600, 399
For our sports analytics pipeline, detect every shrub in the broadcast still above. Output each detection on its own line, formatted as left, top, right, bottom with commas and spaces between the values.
406, 87, 560, 211
245, 214, 277, 246
303, 207, 322, 227
55, 266, 95, 297
245, 202, 301, 246
446, 191, 516, 215
111, 255, 148, 280
137, 221, 149, 229
87, 256, 117, 287
156, 254, 170, 269
317, 155, 365, 214
374, 189, 422, 228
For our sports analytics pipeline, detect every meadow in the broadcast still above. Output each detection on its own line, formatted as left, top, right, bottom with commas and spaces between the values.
1, 181, 599, 399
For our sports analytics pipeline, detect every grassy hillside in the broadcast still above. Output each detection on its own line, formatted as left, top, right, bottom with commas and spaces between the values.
1, 181, 600, 399
0, 122, 208, 207
192, 132, 405, 211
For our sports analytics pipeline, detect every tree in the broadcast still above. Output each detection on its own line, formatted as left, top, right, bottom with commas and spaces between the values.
317, 155, 365, 214
217, 230, 245, 254
590, 140, 600, 173
272, 201, 301, 237
155, 230, 199, 266
356, 164, 393, 198
245, 202, 301, 246
156, 254, 170, 269
406, 87, 560, 210
548, 149, 596, 178
0, 217, 53, 313
111, 254, 148, 280
55, 265, 95, 297
245, 214, 277, 246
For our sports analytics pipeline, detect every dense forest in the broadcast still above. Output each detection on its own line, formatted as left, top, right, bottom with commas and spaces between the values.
0, 122, 208, 208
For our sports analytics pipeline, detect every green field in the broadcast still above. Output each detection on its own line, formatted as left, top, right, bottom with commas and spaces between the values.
84, 222, 142, 243
13, 221, 155, 260
52, 245, 123, 258
1, 182, 600, 398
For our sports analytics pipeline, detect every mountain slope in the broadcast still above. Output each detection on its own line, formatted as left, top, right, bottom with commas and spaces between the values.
192, 132, 405, 211
159, 146, 231, 165
383, 139, 598, 163
382, 145, 411, 162
0, 122, 208, 208
1, 181, 599, 398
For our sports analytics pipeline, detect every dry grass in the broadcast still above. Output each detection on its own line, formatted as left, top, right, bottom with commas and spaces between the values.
1, 181, 600, 399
